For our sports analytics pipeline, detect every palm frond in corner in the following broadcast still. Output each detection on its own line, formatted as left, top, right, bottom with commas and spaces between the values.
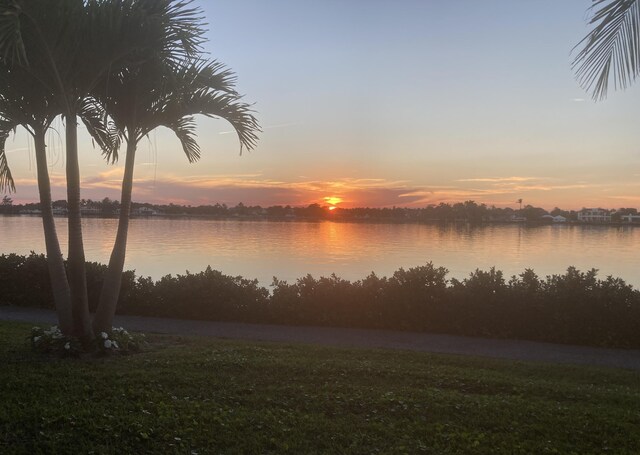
573, 0, 640, 100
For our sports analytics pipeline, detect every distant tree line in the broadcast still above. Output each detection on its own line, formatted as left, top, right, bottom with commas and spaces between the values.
2, 253, 639, 349
2, 196, 639, 224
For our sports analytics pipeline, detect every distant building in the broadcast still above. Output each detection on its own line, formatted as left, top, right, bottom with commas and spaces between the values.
133, 207, 161, 216
541, 214, 567, 224
577, 208, 611, 223
19, 208, 41, 215
621, 214, 640, 223
80, 206, 100, 215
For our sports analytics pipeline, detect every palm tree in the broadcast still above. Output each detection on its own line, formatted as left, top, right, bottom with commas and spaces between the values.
0, 0, 132, 338
91, 57, 259, 332
0, 63, 74, 333
573, 0, 640, 100
0, 0, 206, 338
56, 0, 204, 339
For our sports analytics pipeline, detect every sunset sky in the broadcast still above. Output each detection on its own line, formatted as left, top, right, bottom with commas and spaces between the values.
4, 0, 640, 210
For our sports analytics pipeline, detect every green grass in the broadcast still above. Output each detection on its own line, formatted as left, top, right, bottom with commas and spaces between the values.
1, 321, 639, 454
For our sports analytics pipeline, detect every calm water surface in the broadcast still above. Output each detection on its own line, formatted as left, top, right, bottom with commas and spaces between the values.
2, 215, 638, 287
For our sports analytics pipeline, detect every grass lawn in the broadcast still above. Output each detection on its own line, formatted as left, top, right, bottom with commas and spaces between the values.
1, 321, 639, 454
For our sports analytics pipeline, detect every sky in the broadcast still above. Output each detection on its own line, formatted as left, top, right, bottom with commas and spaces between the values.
4, 0, 640, 210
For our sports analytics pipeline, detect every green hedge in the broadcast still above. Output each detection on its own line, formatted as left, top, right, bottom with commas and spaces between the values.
2, 253, 639, 348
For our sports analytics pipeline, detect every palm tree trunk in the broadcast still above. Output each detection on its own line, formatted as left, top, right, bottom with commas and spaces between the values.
33, 128, 73, 334
65, 113, 93, 340
93, 140, 137, 333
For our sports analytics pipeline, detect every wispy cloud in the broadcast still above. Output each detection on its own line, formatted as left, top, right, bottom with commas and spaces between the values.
218, 121, 302, 135
58, 172, 419, 207
398, 188, 494, 205
456, 176, 541, 183
456, 176, 600, 193
606, 195, 640, 203
511, 183, 593, 192
4, 147, 30, 154
392, 176, 606, 206
14, 174, 67, 187
81, 168, 125, 191
8, 170, 628, 210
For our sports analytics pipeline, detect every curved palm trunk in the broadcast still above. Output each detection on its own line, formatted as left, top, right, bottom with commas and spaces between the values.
93, 140, 136, 333
65, 113, 93, 339
33, 128, 73, 334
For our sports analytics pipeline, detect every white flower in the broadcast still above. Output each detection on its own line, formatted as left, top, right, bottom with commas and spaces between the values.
64, 342, 71, 350
100, 332, 108, 339
104, 340, 112, 349
33, 336, 41, 343
112, 341, 119, 349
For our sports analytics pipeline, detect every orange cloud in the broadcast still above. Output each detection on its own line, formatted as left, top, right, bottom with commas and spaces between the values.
456, 176, 541, 183
8, 170, 640, 211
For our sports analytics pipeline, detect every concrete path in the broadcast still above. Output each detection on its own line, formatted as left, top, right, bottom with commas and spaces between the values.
2, 305, 640, 371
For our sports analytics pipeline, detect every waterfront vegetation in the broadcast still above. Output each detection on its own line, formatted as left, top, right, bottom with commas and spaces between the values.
2, 253, 639, 349
1, 320, 639, 454
2, 197, 640, 224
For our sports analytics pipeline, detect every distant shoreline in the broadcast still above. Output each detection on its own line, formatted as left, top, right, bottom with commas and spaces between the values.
2, 212, 639, 228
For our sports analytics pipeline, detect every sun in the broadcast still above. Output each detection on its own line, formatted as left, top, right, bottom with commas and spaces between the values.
328, 206, 337, 211
324, 196, 343, 206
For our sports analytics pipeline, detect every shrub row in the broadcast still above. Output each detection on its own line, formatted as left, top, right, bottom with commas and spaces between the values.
2, 253, 640, 348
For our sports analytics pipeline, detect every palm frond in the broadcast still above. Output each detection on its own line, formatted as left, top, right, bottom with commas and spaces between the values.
573, 0, 640, 100
164, 115, 200, 162
153, 0, 206, 62
0, 0, 27, 65
162, 58, 260, 154
80, 96, 122, 163
173, 59, 239, 95
106, 55, 259, 161
0, 127, 15, 193
105, 0, 206, 71
186, 90, 260, 154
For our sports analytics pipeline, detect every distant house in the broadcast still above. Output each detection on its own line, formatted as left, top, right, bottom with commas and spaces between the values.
621, 214, 640, 223
19, 208, 41, 215
577, 208, 611, 223
80, 206, 100, 215
133, 207, 161, 216
552, 215, 567, 223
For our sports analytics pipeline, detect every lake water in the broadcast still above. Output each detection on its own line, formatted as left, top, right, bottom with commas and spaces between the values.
1, 215, 639, 288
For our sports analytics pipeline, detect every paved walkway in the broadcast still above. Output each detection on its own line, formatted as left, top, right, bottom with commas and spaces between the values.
2, 305, 640, 371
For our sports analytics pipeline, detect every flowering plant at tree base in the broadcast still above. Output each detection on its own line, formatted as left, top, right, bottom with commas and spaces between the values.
30, 326, 145, 356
